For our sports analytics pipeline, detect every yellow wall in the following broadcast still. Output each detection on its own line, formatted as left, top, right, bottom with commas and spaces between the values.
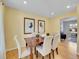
4, 7, 51, 50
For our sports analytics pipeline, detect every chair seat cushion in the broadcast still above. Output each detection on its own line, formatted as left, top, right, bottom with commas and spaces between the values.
36, 46, 51, 56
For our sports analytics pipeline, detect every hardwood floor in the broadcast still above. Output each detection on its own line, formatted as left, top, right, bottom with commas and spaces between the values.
6, 40, 79, 59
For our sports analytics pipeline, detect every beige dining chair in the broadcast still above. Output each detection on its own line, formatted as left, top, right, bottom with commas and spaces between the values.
51, 33, 60, 59
14, 35, 30, 59
36, 36, 52, 59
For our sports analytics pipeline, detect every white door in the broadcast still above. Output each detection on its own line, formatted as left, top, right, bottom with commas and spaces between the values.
0, 2, 6, 59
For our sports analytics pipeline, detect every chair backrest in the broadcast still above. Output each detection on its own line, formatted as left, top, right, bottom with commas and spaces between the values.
41, 34, 46, 37
14, 35, 21, 58
52, 33, 60, 50
43, 36, 52, 52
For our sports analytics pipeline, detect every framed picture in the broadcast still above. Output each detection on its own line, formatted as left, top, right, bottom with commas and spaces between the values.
24, 17, 35, 34
38, 20, 45, 33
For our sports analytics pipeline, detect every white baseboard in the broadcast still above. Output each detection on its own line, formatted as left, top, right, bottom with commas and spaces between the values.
6, 45, 26, 52
6, 47, 17, 52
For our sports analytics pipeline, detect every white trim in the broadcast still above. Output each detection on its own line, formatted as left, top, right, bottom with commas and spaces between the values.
6, 45, 25, 52
62, 16, 77, 22
6, 47, 17, 52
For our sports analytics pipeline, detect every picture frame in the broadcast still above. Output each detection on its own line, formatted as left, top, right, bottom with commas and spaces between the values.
24, 17, 35, 34
38, 20, 45, 33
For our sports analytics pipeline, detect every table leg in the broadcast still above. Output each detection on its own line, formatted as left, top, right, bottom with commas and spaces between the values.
34, 47, 36, 55
30, 47, 33, 59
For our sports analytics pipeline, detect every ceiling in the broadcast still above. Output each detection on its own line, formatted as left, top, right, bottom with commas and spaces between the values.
2, 0, 79, 17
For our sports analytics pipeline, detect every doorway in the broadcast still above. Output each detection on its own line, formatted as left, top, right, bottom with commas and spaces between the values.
60, 16, 77, 57
60, 17, 77, 43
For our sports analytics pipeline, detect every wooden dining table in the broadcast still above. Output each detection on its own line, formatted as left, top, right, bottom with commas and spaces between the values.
24, 37, 44, 59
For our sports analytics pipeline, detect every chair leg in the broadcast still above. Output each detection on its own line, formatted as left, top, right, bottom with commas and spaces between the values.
52, 50, 54, 59
49, 53, 51, 59
36, 51, 38, 58
56, 48, 58, 54
42, 56, 44, 59
35, 47, 36, 55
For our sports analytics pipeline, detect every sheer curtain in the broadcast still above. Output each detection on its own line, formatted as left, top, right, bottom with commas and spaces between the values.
0, 2, 6, 59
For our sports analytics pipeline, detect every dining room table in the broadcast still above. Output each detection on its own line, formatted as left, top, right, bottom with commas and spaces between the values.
24, 36, 44, 59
